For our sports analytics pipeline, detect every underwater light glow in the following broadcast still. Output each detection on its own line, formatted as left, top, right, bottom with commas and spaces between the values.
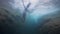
9, 0, 57, 19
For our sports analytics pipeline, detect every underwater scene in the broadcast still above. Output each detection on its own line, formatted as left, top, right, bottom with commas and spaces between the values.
0, 0, 60, 34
